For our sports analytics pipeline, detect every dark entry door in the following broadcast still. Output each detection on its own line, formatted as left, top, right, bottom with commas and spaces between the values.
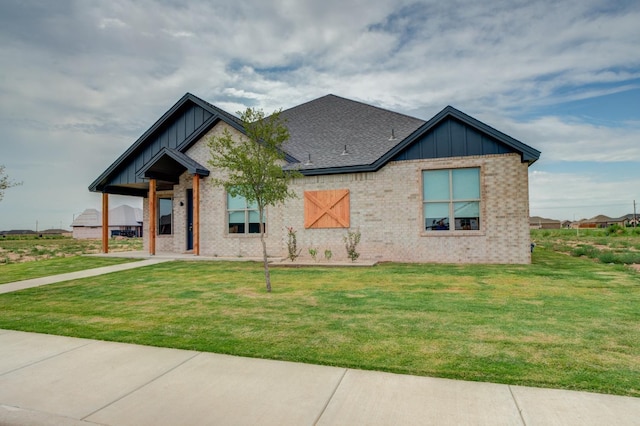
186, 189, 193, 251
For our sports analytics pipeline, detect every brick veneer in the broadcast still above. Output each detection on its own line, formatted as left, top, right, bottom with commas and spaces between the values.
143, 122, 532, 264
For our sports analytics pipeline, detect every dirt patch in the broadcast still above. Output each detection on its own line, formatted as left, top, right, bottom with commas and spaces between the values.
0, 237, 143, 264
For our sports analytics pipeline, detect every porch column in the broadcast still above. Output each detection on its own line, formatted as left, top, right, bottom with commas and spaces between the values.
148, 179, 156, 256
193, 174, 200, 256
101, 192, 109, 253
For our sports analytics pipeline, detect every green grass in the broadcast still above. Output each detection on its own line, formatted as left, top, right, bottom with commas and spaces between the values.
0, 256, 141, 284
532, 228, 640, 264
0, 247, 638, 397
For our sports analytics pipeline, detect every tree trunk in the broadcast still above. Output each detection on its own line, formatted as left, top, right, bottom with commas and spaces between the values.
259, 207, 271, 292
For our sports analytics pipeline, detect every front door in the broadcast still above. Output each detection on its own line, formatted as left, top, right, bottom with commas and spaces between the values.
186, 189, 193, 251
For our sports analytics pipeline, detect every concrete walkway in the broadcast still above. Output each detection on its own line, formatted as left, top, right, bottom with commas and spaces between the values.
0, 258, 171, 295
1, 330, 639, 426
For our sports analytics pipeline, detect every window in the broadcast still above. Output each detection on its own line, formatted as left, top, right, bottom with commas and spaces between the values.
227, 193, 265, 234
158, 197, 173, 235
423, 168, 480, 232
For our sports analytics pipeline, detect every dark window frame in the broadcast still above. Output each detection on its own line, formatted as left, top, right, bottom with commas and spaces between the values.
158, 197, 173, 235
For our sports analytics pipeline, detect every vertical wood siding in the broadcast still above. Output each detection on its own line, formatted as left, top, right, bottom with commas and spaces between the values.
108, 104, 213, 186
394, 118, 511, 162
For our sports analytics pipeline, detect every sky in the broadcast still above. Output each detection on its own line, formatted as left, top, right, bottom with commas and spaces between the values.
0, 0, 639, 230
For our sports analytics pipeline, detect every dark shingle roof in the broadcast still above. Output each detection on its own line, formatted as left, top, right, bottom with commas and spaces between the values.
279, 95, 425, 171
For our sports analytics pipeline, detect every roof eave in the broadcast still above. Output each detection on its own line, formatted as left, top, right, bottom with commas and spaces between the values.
298, 163, 380, 176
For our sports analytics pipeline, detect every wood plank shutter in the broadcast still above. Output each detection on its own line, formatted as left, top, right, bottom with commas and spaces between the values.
304, 189, 350, 229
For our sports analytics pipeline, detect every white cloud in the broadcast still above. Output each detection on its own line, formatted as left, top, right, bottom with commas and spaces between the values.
492, 115, 640, 162
98, 18, 127, 30
529, 170, 637, 220
163, 29, 195, 39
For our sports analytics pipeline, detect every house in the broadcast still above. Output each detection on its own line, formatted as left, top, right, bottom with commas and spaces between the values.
576, 215, 614, 228
0, 230, 37, 236
89, 93, 540, 263
611, 214, 639, 227
529, 216, 562, 229
71, 205, 143, 239
41, 229, 72, 236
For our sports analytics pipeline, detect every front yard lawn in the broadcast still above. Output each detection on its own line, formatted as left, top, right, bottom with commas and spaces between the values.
0, 248, 638, 397
0, 256, 140, 284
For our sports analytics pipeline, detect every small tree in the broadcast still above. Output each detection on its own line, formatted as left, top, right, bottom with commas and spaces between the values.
0, 165, 21, 202
286, 227, 301, 261
344, 229, 361, 262
208, 108, 300, 292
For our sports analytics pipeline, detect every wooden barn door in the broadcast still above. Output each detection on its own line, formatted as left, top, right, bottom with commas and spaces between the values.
304, 189, 350, 229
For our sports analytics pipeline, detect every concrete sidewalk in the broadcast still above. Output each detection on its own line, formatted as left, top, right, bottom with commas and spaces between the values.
1, 330, 639, 426
0, 258, 171, 295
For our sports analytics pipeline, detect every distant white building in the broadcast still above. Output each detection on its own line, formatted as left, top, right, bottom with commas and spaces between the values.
72, 205, 143, 239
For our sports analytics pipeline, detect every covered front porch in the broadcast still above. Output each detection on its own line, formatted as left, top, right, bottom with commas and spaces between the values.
94, 147, 209, 257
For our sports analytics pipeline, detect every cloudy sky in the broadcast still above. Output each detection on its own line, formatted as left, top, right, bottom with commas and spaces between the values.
1, 0, 639, 230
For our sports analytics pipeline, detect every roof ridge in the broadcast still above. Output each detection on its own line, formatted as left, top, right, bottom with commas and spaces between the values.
281, 93, 425, 123
324, 94, 425, 123
279, 93, 334, 114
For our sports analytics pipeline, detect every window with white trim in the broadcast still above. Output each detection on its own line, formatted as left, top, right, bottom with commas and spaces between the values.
423, 168, 480, 232
227, 193, 265, 234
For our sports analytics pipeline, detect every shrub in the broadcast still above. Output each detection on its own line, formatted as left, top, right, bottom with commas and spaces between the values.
324, 249, 332, 261
571, 244, 598, 259
344, 230, 361, 262
308, 247, 318, 261
620, 252, 640, 264
286, 227, 301, 261
597, 251, 617, 264
605, 224, 625, 236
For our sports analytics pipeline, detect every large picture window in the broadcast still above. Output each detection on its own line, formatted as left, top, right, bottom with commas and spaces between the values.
158, 197, 173, 235
227, 193, 265, 234
423, 168, 480, 232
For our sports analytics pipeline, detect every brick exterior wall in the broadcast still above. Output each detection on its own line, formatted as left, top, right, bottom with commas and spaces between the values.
143, 122, 532, 264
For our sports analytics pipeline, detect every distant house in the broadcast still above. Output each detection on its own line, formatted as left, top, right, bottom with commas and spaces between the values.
89, 93, 540, 263
0, 230, 37, 236
72, 205, 142, 239
576, 215, 614, 228
611, 214, 640, 227
41, 229, 72, 236
529, 216, 562, 229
